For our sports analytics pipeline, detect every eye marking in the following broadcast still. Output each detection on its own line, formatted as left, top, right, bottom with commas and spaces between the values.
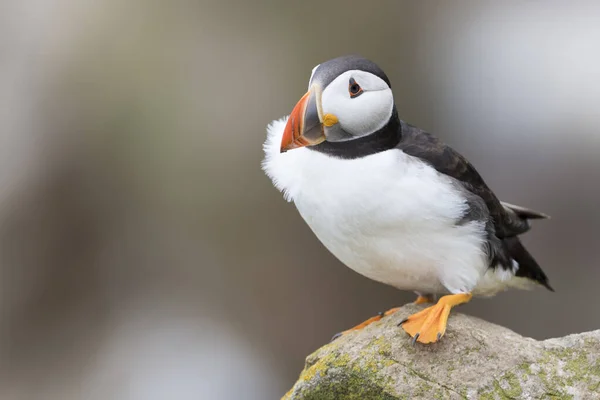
348, 78, 363, 98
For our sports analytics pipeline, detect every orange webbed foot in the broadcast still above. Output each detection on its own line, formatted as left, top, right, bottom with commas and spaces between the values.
399, 293, 472, 344
331, 307, 400, 342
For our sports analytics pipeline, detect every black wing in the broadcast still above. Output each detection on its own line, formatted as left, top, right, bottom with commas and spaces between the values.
396, 122, 538, 238
396, 121, 552, 290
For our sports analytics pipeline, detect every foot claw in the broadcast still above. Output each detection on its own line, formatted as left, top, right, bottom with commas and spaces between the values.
397, 317, 408, 326
437, 332, 442, 341
411, 333, 420, 346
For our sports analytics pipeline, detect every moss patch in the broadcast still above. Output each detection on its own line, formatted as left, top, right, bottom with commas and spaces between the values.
537, 344, 600, 396
281, 305, 600, 400
283, 342, 401, 400
477, 343, 600, 399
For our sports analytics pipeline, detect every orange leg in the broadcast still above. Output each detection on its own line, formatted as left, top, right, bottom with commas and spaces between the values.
331, 307, 400, 341
399, 293, 472, 344
414, 294, 435, 305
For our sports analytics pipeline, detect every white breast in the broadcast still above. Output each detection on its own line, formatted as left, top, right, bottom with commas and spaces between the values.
263, 118, 498, 295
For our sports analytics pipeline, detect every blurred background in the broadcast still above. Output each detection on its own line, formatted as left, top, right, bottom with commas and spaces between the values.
0, 1, 599, 399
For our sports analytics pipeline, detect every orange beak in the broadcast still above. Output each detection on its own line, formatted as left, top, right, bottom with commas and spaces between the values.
280, 87, 326, 152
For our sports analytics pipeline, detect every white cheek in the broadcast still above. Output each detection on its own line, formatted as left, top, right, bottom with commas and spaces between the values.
323, 89, 393, 137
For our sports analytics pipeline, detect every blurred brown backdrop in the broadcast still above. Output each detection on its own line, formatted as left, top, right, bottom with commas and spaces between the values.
0, 1, 599, 399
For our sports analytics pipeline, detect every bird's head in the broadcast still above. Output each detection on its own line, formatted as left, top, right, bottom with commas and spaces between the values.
280, 55, 395, 153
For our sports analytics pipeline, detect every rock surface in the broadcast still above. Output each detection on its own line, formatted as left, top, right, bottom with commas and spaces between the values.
283, 304, 600, 399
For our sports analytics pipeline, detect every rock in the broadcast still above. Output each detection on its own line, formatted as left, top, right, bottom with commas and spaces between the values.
283, 304, 600, 400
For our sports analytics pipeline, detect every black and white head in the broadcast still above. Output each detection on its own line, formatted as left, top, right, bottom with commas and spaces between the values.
281, 55, 397, 153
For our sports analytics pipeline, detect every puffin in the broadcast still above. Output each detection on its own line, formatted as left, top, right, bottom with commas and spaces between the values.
262, 55, 552, 344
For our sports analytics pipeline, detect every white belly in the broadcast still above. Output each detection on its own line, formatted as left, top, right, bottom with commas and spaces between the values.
293, 150, 488, 295
263, 117, 494, 295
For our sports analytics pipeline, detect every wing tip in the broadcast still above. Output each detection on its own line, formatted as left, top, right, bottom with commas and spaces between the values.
541, 279, 555, 292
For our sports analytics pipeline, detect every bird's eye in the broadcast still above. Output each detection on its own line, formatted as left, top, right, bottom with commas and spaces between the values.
348, 78, 363, 98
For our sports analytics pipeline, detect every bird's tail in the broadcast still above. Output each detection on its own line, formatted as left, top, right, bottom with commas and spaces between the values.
501, 201, 550, 220
504, 236, 554, 292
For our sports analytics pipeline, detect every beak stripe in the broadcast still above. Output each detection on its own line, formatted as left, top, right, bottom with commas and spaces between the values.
280, 88, 327, 152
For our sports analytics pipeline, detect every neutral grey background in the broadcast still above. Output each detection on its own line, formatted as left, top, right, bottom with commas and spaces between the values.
0, 1, 599, 399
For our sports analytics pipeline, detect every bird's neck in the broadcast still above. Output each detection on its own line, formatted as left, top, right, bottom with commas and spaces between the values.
308, 107, 402, 159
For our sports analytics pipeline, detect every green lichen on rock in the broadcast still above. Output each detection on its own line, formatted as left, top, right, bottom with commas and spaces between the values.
477, 372, 524, 399
282, 304, 600, 400
283, 341, 401, 400
529, 339, 600, 397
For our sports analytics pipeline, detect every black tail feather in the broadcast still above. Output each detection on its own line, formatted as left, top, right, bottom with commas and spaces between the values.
501, 201, 550, 220
504, 236, 554, 292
